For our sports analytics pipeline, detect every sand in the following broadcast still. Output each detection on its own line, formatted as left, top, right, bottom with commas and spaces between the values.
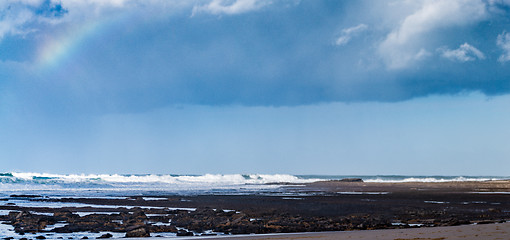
174, 222, 510, 240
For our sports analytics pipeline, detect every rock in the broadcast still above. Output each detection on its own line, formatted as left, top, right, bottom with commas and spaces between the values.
125, 225, 147, 232
36, 236, 46, 239
176, 230, 194, 236
125, 227, 150, 238
10, 194, 42, 198
15, 211, 32, 220
339, 178, 363, 182
97, 233, 113, 239
3, 237, 14, 240
201, 233, 217, 236
488, 208, 501, 213
150, 225, 177, 233
54, 211, 78, 220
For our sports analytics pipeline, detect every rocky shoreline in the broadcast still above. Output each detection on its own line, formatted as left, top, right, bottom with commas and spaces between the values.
0, 180, 509, 239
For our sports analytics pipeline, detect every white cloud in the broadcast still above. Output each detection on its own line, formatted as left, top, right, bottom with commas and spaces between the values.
192, 0, 269, 16
497, 31, 510, 62
439, 43, 485, 62
0, 9, 34, 40
0, 1, 42, 40
335, 24, 368, 46
0, 0, 199, 41
378, 0, 488, 69
414, 48, 431, 60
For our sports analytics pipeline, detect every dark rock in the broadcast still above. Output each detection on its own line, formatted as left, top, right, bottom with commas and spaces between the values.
15, 210, 32, 220
10, 194, 42, 198
54, 211, 79, 220
97, 233, 113, 239
81, 237, 89, 239
3, 237, 14, 240
488, 208, 501, 213
36, 236, 46, 239
176, 230, 194, 236
339, 178, 363, 182
125, 225, 147, 232
150, 225, 177, 233
125, 227, 150, 238
201, 233, 217, 236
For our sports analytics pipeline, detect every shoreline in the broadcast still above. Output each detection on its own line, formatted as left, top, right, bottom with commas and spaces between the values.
167, 221, 510, 240
0, 180, 509, 238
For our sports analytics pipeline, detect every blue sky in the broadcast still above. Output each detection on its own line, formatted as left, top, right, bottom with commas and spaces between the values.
1, 0, 510, 175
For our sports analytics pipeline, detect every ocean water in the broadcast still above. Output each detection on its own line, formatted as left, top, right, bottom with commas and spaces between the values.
0, 172, 507, 197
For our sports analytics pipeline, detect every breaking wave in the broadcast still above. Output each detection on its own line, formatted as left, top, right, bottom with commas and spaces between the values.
1, 172, 317, 185
0, 172, 507, 197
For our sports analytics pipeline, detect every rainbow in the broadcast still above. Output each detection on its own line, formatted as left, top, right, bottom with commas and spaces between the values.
35, 14, 129, 71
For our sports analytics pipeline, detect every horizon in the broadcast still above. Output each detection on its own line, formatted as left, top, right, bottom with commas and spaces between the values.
1, 0, 510, 175
2, 172, 510, 179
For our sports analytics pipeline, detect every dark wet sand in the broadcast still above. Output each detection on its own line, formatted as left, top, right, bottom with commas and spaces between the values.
183, 222, 510, 240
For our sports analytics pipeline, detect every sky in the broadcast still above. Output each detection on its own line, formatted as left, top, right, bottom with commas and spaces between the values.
0, 0, 510, 175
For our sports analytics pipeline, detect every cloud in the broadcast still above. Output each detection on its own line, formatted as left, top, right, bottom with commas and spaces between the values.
378, 0, 488, 69
497, 31, 510, 62
0, 8, 33, 39
2, 0, 510, 111
0, 0, 69, 41
335, 24, 368, 46
192, 0, 269, 16
439, 43, 485, 62
414, 48, 432, 60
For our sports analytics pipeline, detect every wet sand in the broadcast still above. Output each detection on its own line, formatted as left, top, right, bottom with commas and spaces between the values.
186, 222, 510, 240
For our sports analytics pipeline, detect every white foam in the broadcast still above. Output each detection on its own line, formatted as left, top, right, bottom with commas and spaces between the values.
168, 207, 196, 211
152, 221, 172, 226
147, 213, 169, 217
8, 172, 316, 185
44, 222, 68, 231
424, 201, 449, 204
0, 172, 318, 196
0, 223, 15, 238
409, 223, 424, 227
365, 176, 499, 183
74, 211, 122, 217
29, 211, 54, 216
142, 197, 168, 201
0, 210, 12, 216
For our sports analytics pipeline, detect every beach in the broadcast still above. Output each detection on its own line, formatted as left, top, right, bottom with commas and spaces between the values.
0, 178, 509, 239
178, 222, 510, 240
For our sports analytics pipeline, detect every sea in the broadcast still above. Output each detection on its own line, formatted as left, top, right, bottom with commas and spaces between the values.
0, 172, 508, 239
0, 172, 507, 198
